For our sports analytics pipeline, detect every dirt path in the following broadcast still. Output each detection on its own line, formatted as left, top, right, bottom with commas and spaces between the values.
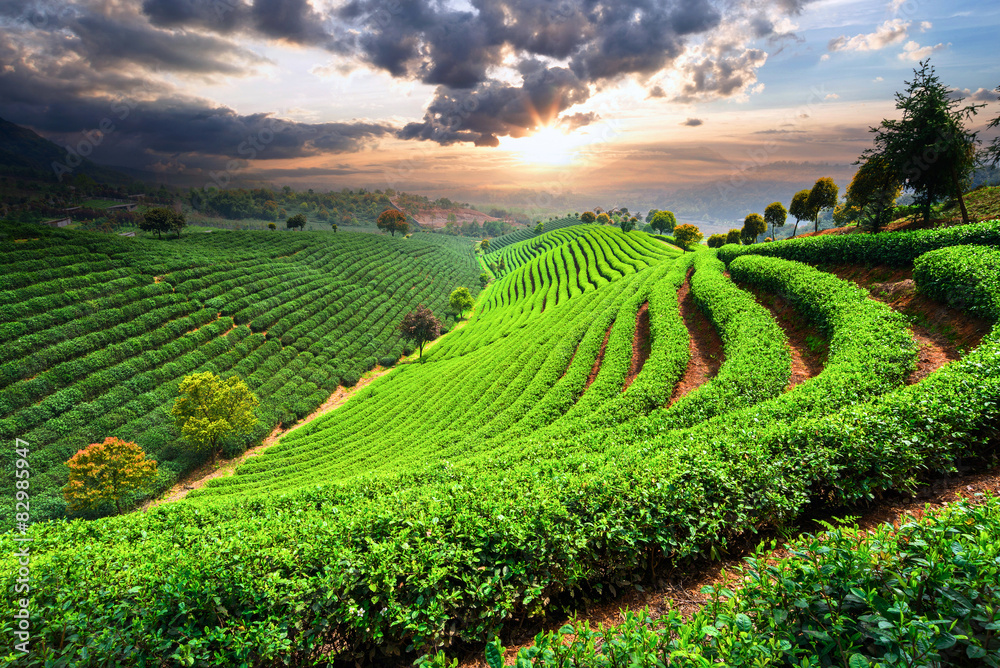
668, 269, 723, 405
816, 264, 990, 384
582, 323, 614, 392
145, 366, 392, 508
456, 464, 1000, 667
741, 284, 826, 390
622, 301, 651, 391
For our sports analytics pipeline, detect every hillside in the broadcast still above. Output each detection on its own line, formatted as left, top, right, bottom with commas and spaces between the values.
0, 223, 480, 523
0, 117, 133, 185
2, 219, 999, 665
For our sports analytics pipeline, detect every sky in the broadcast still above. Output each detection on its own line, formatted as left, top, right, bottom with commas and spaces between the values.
1, 0, 998, 219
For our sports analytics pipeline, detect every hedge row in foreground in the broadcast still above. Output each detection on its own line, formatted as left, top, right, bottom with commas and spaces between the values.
462, 495, 1000, 668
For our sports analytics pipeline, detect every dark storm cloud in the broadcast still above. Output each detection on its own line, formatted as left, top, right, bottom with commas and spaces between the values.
0, 0, 816, 168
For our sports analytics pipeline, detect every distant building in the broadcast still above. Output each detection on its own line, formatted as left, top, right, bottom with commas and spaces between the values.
40, 218, 71, 228
106, 203, 137, 212
62, 206, 82, 214
118, 231, 136, 237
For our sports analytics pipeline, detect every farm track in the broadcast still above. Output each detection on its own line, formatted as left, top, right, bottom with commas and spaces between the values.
668, 269, 723, 405
739, 283, 826, 389
582, 323, 614, 393
145, 366, 393, 507
622, 301, 651, 390
456, 463, 1000, 668
816, 264, 990, 383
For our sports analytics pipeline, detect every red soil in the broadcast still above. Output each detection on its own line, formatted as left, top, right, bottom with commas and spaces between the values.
816, 264, 990, 383
668, 269, 724, 405
622, 301, 651, 391
741, 284, 826, 390
582, 323, 613, 392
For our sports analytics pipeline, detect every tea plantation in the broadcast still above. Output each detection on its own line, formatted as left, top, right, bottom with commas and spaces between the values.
2, 219, 999, 666
0, 222, 481, 523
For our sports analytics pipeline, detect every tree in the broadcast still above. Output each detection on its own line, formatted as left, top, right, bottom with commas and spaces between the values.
674, 224, 703, 249
741, 213, 766, 244
788, 189, 811, 238
707, 233, 727, 248
140, 207, 184, 239
399, 305, 441, 358
806, 178, 838, 233
844, 156, 903, 233
286, 213, 307, 231
650, 210, 677, 235
172, 372, 259, 465
596, 213, 611, 225
449, 287, 475, 319
534, 221, 544, 234
480, 238, 491, 252
268, 222, 276, 230
862, 60, 982, 224
63, 437, 158, 516
726, 228, 742, 245
645, 209, 659, 223
479, 272, 489, 288
580, 211, 597, 224
619, 216, 637, 233
764, 201, 787, 241
984, 85, 1000, 167
376, 208, 408, 236
331, 223, 338, 232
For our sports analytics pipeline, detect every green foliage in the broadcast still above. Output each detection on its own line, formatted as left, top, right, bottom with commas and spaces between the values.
706, 233, 727, 248
913, 244, 1000, 321
741, 213, 766, 243
788, 188, 812, 237
672, 223, 702, 248
618, 216, 636, 233
172, 372, 259, 463
5, 220, 1000, 666
725, 228, 741, 245
717, 217, 1000, 266
580, 211, 596, 224
140, 207, 185, 239
763, 201, 787, 239
845, 156, 903, 232
448, 286, 474, 318
534, 221, 544, 235
595, 213, 610, 225
285, 213, 307, 231
0, 225, 481, 524
806, 177, 839, 233
863, 60, 981, 223
650, 210, 677, 234
494, 496, 1000, 667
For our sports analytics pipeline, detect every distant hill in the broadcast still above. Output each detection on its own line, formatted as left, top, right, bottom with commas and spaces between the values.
0, 116, 132, 185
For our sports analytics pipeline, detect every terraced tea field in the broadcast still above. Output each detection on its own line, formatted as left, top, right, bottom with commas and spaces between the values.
0, 224, 480, 523
2, 219, 1000, 666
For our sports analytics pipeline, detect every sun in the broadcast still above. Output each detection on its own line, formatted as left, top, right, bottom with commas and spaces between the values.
499, 126, 589, 166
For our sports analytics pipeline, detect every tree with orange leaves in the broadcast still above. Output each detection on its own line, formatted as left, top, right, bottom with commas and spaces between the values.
63, 437, 158, 515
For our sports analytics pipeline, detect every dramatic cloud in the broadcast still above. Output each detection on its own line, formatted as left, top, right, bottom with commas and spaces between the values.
828, 19, 911, 53
0, 0, 817, 168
